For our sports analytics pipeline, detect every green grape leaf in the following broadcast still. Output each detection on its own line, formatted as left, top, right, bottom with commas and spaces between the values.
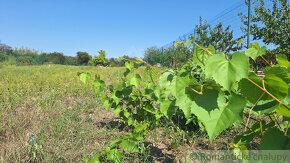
193, 91, 246, 142
239, 73, 265, 104
276, 89, 290, 118
239, 69, 289, 104
118, 56, 124, 61
125, 62, 134, 71
264, 74, 289, 100
276, 54, 290, 68
276, 104, 290, 118
89, 154, 101, 163
205, 52, 249, 90
107, 149, 122, 162
264, 66, 290, 84
103, 98, 111, 111
159, 99, 175, 119
144, 66, 158, 84
93, 79, 105, 95
120, 140, 139, 153
78, 72, 91, 84
253, 42, 260, 50
207, 45, 215, 54
245, 47, 266, 60
259, 128, 290, 150
158, 71, 174, 89
192, 44, 210, 67
245, 48, 258, 60
130, 74, 141, 87
258, 46, 266, 55
173, 75, 195, 119
113, 105, 122, 116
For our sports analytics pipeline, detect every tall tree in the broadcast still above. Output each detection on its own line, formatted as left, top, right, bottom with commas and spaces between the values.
194, 17, 242, 53
239, 0, 289, 56
90, 50, 107, 66
77, 51, 91, 65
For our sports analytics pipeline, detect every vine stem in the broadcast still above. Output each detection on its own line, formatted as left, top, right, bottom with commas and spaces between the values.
260, 56, 272, 66
190, 85, 203, 95
244, 92, 265, 132
247, 78, 290, 111
193, 42, 213, 56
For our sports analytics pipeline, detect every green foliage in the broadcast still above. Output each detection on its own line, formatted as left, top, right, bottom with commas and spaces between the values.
77, 51, 92, 65
239, 0, 289, 55
90, 50, 108, 66
195, 17, 243, 53
79, 42, 290, 161
245, 46, 266, 60
259, 128, 290, 150
205, 52, 249, 90
78, 72, 91, 84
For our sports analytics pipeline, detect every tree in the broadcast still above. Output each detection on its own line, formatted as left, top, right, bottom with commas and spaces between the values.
90, 50, 107, 66
193, 17, 243, 53
239, 0, 289, 56
0, 42, 12, 55
49, 52, 65, 64
77, 51, 91, 65
143, 47, 163, 65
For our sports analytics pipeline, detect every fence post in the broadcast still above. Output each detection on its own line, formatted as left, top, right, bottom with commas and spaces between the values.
247, 0, 251, 48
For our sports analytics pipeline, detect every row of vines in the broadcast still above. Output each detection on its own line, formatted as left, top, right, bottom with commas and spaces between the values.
78, 41, 289, 162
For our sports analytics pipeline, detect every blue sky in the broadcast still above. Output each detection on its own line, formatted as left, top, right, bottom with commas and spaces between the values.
0, 0, 241, 58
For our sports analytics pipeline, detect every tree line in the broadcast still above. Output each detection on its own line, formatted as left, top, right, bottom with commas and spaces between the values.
0, 43, 135, 67
144, 0, 289, 68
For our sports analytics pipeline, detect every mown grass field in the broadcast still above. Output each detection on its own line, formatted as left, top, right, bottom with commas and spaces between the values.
0, 65, 240, 162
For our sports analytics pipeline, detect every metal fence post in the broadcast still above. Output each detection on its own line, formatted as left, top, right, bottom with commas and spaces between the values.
247, 0, 251, 48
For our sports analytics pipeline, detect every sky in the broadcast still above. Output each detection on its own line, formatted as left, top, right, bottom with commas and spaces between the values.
0, 0, 242, 58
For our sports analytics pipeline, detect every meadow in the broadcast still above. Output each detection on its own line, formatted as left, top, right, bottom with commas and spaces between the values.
0, 65, 239, 162
0, 65, 128, 162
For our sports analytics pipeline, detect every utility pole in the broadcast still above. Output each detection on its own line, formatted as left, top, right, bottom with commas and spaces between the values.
247, 0, 251, 48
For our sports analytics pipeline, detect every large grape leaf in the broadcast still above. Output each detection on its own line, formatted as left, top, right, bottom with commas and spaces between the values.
192, 91, 246, 142
192, 45, 211, 68
264, 66, 290, 84
173, 75, 202, 119
78, 72, 91, 84
276, 88, 290, 118
119, 140, 139, 153
93, 79, 105, 95
276, 54, 290, 68
159, 99, 175, 119
259, 128, 290, 150
264, 73, 289, 100
171, 75, 193, 119
205, 52, 249, 90
158, 71, 174, 89
245, 47, 266, 60
130, 74, 141, 87
239, 69, 289, 104
239, 73, 265, 104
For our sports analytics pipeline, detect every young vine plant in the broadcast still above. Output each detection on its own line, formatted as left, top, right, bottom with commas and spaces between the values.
78, 41, 289, 162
